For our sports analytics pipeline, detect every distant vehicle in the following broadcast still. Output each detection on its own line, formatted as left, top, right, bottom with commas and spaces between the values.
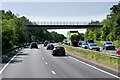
67, 31, 79, 46
81, 43, 88, 49
79, 40, 82, 46
103, 41, 115, 50
44, 40, 49, 47
30, 42, 38, 49
64, 40, 67, 45
47, 44, 54, 50
88, 43, 100, 51
85, 40, 94, 44
52, 46, 65, 56
116, 47, 120, 55
51, 40, 55, 43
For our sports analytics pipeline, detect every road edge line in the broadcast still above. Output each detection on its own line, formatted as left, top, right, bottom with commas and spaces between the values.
0, 51, 21, 74
69, 56, 120, 79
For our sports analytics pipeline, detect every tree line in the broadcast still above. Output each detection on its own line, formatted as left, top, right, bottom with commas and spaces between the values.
84, 2, 120, 41
2, 10, 65, 53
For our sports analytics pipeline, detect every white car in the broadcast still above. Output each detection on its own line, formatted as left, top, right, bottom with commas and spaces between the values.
88, 43, 100, 51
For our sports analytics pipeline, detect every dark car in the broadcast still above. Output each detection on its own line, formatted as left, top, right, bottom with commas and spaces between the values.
44, 42, 48, 47
52, 46, 65, 56
30, 42, 38, 49
81, 43, 88, 49
88, 43, 100, 51
79, 40, 82, 46
103, 41, 115, 50
47, 44, 54, 50
85, 40, 94, 44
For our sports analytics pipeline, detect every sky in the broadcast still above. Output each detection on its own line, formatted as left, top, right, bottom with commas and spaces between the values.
1, 1, 119, 37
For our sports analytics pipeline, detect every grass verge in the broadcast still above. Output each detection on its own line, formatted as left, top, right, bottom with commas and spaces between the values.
59, 43, 119, 67
2, 47, 22, 61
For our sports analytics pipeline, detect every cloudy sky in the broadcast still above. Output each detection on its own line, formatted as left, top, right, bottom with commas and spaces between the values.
2, 0, 119, 37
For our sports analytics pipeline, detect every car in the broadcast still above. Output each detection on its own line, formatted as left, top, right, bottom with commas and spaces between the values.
52, 46, 65, 56
64, 40, 67, 45
47, 44, 54, 50
44, 40, 49, 47
30, 42, 38, 49
103, 41, 115, 50
116, 47, 120, 55
85, 40, 94, 44
81, 43, 88, 49
79, 40, 82, 46
88, 43, 100, 51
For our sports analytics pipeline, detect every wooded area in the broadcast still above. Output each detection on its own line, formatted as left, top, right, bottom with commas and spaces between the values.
1, 10, 65, 54
85, 3, 120, 41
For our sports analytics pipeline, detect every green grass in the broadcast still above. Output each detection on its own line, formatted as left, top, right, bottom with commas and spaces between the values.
113, 40, 120, 48
60, 44, 119, 67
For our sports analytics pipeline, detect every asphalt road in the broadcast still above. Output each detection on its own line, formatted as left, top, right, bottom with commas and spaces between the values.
1, 44, 117, 78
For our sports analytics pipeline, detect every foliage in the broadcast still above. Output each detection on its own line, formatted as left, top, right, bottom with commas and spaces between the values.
84, 2, 120, 45
2, 10, 66, 54
60, 44, 119, 67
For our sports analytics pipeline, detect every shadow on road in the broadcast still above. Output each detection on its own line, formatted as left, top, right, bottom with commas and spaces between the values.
10, 59, 22, 63
53, 54, 70, 58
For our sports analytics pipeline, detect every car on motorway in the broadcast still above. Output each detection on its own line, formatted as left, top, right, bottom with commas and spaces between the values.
52, 46, 65, 56
88, 43, 100, 51
47, 44, 54, 50
79, 40, 82, 46
102, 41, 115, 50
81, 43, 88, 49
85, 40, 94, 44
64, 40, 67, 45
44, 40, 49, 47
30, 42, 38, 49
116, 47, 120, 55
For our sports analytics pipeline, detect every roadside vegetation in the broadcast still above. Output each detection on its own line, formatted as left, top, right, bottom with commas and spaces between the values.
1, 10, 65, 59
84, 3, 120, 48
59, 43, 119, 67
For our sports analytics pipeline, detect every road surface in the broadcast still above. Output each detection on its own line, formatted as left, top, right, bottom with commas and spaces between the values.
1, 44, 118, 78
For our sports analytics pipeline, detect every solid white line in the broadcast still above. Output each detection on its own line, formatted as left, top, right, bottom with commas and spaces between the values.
45, 62, 48, 64
0, 52, 20, 74
52, 71, 56, 75
69, 56, 120, 79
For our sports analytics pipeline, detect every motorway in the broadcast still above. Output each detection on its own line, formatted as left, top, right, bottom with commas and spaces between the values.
1, 44, 118, 78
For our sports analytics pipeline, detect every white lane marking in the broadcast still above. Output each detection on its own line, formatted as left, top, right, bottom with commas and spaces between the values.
69, 56, 120, 79
45, 62, 48, 64
42, 57, 44, 59
0, 52, 20, 74
52, 71, 56, 75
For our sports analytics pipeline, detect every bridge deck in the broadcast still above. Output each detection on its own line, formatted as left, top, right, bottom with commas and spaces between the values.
26, 25, 103, 29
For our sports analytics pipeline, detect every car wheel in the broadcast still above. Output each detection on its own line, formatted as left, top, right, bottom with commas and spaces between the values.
103, 47, 104, 50
105, 47, 107, 50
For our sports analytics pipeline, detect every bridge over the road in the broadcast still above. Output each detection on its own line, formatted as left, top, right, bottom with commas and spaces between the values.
24, 21, 103, 29
23, 21, 103, 42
